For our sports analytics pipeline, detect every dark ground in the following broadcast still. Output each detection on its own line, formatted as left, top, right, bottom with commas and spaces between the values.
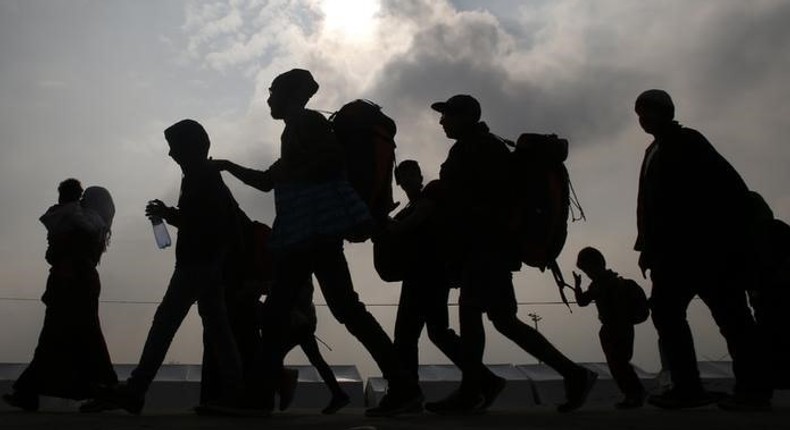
2, 404, 788, 430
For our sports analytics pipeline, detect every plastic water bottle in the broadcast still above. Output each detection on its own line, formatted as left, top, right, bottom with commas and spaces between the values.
150, 216, 171, 249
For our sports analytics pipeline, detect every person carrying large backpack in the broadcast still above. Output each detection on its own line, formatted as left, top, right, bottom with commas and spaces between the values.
211, 69, 421, 417
426, 94, 596, 414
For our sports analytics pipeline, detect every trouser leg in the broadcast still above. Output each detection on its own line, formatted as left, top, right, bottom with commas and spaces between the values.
600, 325, 643, 399
649, 270, 700, 393
393, 280, 426, 382
314, 241, 410, 387
129, 268, 201, 393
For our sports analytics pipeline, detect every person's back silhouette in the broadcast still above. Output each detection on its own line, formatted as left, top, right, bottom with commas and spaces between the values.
634, 89, 770, 411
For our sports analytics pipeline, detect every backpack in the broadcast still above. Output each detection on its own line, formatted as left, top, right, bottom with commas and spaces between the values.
225, 205, 273, 298
508, 133, 584, 309
620, 277, 650, 324
510, 133, 573, 269
330, 99, 397, 239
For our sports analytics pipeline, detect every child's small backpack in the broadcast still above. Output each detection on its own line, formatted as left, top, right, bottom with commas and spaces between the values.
330, 99, 397, 238
620, 278, 650, 324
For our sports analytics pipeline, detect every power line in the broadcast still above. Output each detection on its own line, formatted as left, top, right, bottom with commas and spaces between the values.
0, 296, 583, 306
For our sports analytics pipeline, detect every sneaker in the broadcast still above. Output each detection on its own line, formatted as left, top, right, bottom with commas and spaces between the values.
615, 397, 644, 410
365, 386, 423, 417
425, 389, 485, 415
2, 392, 39, 412
557, 368, 598, 413
322, 393, 351, 415
647, 388, 720, 410
717, 394, 771, 412
479, 375, 507, 411
98, 383, 145, 415
278, 368, 299, 411
79, 398, 120, 413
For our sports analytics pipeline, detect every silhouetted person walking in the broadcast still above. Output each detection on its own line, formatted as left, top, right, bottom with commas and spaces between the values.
100, 120, 246, 415
573, 247, 645, 409
4, 181, 117, 412
212, 68, 422, 416
258, 278, 351, 415
386, 160, 502, 402
427, 94, 596, 414
634, 89, 770, 411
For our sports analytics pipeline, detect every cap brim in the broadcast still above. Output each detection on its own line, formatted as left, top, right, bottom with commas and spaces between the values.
430, 101, 448, 113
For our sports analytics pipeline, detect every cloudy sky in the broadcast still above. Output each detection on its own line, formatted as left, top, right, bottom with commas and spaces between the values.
1, 0, 789, 378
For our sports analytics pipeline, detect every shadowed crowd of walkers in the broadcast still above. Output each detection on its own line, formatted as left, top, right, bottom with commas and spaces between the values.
4, 69, 788, 419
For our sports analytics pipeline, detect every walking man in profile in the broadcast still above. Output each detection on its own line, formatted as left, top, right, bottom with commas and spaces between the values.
427, 94, 596, 414
101, 119, 247, 415
634, 89, 770, 411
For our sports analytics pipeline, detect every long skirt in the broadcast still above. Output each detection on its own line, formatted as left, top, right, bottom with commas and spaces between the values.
14, 268, 117, 399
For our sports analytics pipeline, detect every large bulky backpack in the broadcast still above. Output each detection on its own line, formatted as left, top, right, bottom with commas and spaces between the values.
508, 133, 584, 309
330, 99, 397, 239
620, 278, 650, 324
510, 133, 572, 269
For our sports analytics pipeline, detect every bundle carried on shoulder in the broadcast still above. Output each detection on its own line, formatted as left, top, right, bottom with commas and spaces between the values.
330, 99, 397, 241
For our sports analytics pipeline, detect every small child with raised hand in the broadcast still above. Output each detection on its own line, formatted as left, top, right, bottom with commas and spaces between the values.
573, 246, 646, 409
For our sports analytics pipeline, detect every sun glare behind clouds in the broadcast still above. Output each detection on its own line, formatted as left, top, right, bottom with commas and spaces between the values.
320, 0, 380, 41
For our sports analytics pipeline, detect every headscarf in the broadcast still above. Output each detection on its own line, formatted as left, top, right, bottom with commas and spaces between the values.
81, 186, 115, 251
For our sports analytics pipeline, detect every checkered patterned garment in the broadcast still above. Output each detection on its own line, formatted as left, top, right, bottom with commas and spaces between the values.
268, 179, 371, 250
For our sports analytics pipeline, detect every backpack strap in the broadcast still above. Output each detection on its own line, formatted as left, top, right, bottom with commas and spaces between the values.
548, 260, 572, 313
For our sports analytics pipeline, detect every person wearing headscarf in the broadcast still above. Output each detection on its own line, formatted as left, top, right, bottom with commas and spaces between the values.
3, 183, 118, 412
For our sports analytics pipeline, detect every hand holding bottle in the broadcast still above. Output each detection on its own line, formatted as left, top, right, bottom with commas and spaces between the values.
146, 199, 171, 249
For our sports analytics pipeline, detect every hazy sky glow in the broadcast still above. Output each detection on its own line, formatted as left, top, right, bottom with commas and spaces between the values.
1, 0, 789, 377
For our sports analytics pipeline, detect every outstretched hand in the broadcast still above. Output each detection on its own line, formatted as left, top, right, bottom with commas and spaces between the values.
209, 157, 233, 172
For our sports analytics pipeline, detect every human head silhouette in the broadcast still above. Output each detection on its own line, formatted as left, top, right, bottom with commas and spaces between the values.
394, 159, 423, 195
57, 178, 83, 204
164, 119, 210, 170
431, 94, 481, 139
268, 69, 319, 120
576, 246, 607, 280
635, 89, 675, 136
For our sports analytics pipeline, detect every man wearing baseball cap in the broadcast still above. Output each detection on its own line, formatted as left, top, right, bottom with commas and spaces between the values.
427, 94, 597, 414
